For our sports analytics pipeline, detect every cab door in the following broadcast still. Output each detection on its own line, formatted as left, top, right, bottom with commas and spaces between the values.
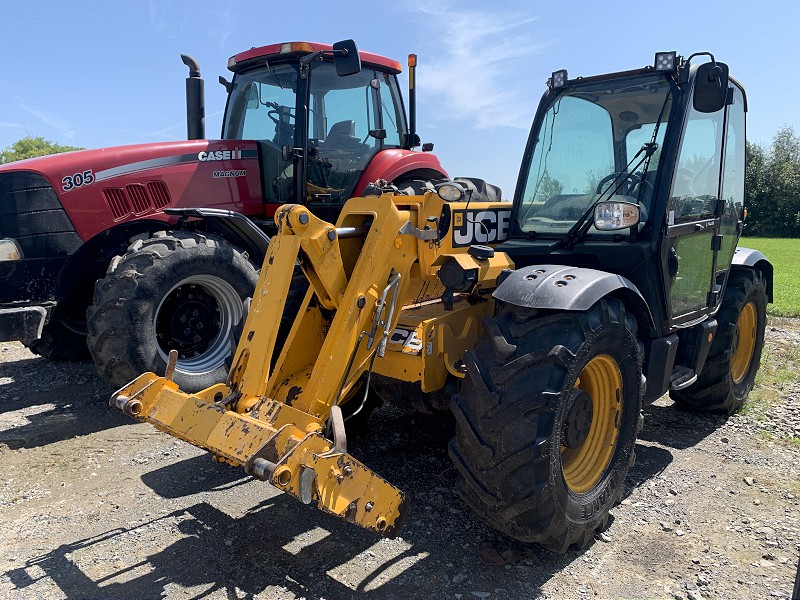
663, 82, 727, 326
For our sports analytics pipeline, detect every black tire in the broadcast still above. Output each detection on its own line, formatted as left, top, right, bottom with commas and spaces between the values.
87, 231, 258, 392
22, 304, 90, 361
671, 269, 767, 414
450, 298, 644, 552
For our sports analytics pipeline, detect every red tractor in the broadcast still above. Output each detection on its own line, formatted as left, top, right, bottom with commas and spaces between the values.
0, 40, 447, 390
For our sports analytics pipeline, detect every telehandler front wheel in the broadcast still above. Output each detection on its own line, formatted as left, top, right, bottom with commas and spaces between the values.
671, 269, 767, 414
450, 298, 644, 552
87, 231, 258, 392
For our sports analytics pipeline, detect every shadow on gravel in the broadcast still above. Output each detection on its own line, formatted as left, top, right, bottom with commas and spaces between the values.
15, 403, 692, 600
0, 356, 121, 450
141, 454, 253, 498
639, 400, 729, 450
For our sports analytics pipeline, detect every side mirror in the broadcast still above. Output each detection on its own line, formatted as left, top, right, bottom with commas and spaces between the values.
693, 61, 729, 113
332, 39, 361, 77
368, 129, 387, 140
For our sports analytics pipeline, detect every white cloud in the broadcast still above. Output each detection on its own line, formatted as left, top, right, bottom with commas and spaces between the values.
414, 3, 550, 130
0, 122, 24, 129
15, 97, 76, 140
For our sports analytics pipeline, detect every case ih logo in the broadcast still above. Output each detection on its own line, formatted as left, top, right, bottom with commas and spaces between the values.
452, 208, 512, 247
198, 148, 243, 161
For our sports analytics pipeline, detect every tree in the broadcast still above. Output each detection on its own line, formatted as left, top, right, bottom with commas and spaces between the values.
744, 125, 800, 237
0, 136, 83, 164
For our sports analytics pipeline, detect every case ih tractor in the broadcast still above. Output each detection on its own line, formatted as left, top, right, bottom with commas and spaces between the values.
110, 51, 771, 551
0, 40, 446, 390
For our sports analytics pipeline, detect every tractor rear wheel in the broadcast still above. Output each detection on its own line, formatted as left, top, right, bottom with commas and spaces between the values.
87, 231, 258, 392
671, 269, 767, 414
450, 298, 644, 552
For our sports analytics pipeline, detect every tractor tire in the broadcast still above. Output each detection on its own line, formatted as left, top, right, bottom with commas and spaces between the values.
87, 231, 258, 392
22, 304, 90, 362
450, 298, 644, 552
671, 269, 767, 414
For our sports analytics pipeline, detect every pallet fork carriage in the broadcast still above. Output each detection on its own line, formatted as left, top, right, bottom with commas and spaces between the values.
111, 189, 513, 536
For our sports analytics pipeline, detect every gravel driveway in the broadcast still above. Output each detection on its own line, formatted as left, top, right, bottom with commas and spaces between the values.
1, 320, 798, 599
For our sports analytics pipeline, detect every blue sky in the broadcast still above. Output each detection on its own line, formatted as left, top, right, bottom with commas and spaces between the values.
1, 0, 797, 195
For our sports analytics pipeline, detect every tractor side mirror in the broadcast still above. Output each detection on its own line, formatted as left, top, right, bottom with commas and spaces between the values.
332, 39, 361, 77
693, 61, 729, 113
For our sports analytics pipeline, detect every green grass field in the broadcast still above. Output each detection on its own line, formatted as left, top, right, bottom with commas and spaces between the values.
739, 237, 799, 318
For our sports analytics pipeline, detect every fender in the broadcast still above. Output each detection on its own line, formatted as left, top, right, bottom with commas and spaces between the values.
494, 264, 655, 332
731, 246, 773, 303
354, 148, 447, 194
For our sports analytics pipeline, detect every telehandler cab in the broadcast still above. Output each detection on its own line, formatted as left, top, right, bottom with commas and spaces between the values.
112, 51, 771, 550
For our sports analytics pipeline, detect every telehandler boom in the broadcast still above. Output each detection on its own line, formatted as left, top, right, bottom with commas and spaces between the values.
112, 185, 513, 536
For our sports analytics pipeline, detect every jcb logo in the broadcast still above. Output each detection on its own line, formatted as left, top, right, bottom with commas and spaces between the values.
452, 209, 512, 247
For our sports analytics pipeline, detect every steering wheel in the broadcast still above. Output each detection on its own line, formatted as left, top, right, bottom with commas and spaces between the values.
596, 172, 653, 198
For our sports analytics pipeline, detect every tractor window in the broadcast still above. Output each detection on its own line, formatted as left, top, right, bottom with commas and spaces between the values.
667, 102, 725, 225
517, 96, 615, 233
516, 74, 673, 237
222, 63, 299, 203
307, 62, 382, 205
716, 84, 746, 273
379, 72, 404, 147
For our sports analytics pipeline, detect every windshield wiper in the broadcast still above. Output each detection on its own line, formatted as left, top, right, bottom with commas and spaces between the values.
560, 88, 672, 250
560, 142, 658, 249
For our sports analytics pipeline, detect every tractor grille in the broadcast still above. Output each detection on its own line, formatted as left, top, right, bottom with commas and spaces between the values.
102, 180, 172, 220
0, 171, 81, 258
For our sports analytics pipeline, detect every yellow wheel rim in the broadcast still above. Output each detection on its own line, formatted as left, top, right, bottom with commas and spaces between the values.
731, 302, 757, 384
561, 354, 622, 494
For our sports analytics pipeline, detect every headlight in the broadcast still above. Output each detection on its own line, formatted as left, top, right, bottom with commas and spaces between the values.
593, 202, 640, 231
0, 239, 22, 261
436, 182, 465, 203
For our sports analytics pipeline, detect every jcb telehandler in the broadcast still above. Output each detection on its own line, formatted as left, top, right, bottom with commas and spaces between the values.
112, 51, 771, 551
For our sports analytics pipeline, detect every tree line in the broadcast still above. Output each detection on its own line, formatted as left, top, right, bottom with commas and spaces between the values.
2, 129, 799, 238
745, 125, 800, 238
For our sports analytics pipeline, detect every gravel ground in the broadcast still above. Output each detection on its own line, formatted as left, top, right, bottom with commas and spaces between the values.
1, 319, 798, 599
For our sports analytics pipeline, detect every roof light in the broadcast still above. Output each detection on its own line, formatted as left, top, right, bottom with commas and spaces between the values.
280, 42, 315, 54
408, 54, 417, 68
549, 69, 568, 89
654, 51, 677, 72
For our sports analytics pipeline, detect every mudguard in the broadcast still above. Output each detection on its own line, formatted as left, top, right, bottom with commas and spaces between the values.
732, 246, 773, 302
493, 264, 652, 319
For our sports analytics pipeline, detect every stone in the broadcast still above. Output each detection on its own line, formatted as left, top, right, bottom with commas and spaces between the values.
744, 477, 754, 486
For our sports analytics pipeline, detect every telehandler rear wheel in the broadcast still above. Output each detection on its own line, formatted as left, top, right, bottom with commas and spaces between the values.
671, 269, 767, 414
450, 298, 644, 552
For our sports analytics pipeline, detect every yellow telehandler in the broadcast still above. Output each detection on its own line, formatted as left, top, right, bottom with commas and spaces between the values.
112, 51, 772, 551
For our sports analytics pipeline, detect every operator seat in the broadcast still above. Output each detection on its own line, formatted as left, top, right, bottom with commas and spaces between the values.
321, 120, 362, 151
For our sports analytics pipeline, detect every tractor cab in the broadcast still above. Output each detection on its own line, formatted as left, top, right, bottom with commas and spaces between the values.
505, 52, 751, 334
221, 41, 416, 223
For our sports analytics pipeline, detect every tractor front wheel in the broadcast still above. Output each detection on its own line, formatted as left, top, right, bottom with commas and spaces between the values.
87, 231, 258, 392
450, 298, 644, 552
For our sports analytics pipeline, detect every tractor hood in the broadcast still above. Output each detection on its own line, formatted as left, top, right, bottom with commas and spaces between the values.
0, 139, 264, 242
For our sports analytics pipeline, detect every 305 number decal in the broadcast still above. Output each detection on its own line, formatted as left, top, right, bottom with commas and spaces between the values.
61, 170, 94, 191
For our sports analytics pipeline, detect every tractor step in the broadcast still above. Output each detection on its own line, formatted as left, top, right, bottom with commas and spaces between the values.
669, 365, 698, 391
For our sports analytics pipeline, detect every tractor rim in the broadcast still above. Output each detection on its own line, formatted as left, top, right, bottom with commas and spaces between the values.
154, 275, 242, 374
561, 354, 622, 494
731, 301, 757, 384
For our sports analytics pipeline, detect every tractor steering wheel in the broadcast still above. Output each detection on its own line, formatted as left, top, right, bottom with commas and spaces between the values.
596, 172, 653, 198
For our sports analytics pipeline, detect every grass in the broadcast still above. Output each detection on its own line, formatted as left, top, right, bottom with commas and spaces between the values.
738, 237, 800, 317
